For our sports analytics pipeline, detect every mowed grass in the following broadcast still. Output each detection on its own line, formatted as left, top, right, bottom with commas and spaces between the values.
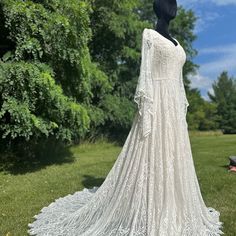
0, 134, 236, 236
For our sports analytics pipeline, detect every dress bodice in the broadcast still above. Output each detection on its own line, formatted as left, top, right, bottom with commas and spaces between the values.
134, 28, 189, 139
147, 28, 187, 81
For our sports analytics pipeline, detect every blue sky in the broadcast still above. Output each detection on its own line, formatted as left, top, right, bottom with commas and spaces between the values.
178, 0, 236, 100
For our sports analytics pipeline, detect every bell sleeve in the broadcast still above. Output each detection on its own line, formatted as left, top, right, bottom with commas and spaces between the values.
134, 28, 154, 139
179, 67, 189, 116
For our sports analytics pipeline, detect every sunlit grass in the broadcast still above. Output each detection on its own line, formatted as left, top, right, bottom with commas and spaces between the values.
0, 135, 235, 235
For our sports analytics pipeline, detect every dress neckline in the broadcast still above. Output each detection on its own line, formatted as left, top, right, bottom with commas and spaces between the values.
146, 28, 179, 47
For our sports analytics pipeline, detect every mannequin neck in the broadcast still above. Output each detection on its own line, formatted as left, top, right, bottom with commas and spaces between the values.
155, 18, 170, 36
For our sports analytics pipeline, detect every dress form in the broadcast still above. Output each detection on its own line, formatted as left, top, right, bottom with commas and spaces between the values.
153, 0, 178, 46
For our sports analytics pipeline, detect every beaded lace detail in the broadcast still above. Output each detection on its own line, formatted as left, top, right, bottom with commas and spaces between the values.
28, 28, 224, 236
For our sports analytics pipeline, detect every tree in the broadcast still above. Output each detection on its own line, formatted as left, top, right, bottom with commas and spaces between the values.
199, 101, 220, 131
0, 0, 113, 149
89, 1, 200, 137
208, 71, 236, 134
0, 0, 204, 153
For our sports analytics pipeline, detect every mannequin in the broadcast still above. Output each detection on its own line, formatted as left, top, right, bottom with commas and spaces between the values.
153, 0, 178, 46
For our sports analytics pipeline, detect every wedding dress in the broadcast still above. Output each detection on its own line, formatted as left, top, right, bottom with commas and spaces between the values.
28, 28, 224, 236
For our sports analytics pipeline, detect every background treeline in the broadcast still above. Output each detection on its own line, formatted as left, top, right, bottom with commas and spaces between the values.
0, 0, 235, 157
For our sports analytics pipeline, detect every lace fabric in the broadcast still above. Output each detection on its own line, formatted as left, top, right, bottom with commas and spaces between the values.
134, 28, 190, 139
179, 67, 189, 117
28, 28, 224, 236
134, 28, 154, 139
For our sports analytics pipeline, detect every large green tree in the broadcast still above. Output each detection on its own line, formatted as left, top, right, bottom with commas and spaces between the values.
0, 0, 111, 152
0, 0, 206, 154
89, 1, 201, 137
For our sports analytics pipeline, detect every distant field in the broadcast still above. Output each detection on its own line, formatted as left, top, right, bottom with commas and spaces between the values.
0, 134, 235, 235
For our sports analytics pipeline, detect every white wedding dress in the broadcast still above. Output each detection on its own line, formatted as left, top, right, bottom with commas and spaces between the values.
28, 28, 224, 236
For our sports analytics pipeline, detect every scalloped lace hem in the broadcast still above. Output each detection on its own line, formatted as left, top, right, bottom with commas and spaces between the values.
28, 186, 224, 236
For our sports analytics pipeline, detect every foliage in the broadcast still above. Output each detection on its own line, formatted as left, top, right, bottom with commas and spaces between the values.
0, 0, 113, 147
186, 89, 220, 130
1, 0, 111, 103
199, 101, 221, 131
0, 0, 217, 152
101, 95, 135, 128
208, 71, 236, 134
0, 61, 90, 144
89, 0, 201, 135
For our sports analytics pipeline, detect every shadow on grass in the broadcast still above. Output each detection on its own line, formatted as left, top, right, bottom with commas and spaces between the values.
0, 137, 75, 175
82, 174, 105, 189
221, 164, 230, 169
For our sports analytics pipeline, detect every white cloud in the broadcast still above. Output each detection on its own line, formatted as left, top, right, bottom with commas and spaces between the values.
188, 72, 212, 90
188, 43, 236, 100
194, 11, 220, 34
178, 1, 223, 34
208, 87, 215, 97
201, 57, 236, 74
199, 43, 236, 75
212, 0, 236, 5
188, 72, 213, 101
199, 43, 236, 54
188, 73, 212, 89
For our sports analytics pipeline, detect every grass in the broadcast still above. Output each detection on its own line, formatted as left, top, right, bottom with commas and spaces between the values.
0, 134, 236, 236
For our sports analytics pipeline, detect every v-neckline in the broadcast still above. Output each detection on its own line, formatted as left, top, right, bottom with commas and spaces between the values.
147, 28, 179, 47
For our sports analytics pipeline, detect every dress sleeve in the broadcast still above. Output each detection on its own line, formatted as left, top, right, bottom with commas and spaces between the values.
134, 28, 154, 139
179, 67, 189, 116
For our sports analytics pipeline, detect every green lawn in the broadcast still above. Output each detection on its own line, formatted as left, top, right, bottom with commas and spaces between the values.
0, 134, 236, 236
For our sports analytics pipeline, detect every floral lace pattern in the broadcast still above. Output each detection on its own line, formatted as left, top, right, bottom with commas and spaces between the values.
28, 28, 224, 236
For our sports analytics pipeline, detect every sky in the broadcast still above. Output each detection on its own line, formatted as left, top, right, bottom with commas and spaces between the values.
178, 0, 236, 100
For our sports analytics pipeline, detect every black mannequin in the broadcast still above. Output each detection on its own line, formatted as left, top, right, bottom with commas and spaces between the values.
153, 0, 178, 46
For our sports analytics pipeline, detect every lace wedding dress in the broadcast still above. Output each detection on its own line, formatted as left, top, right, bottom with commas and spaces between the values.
28, 28, 224, 236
